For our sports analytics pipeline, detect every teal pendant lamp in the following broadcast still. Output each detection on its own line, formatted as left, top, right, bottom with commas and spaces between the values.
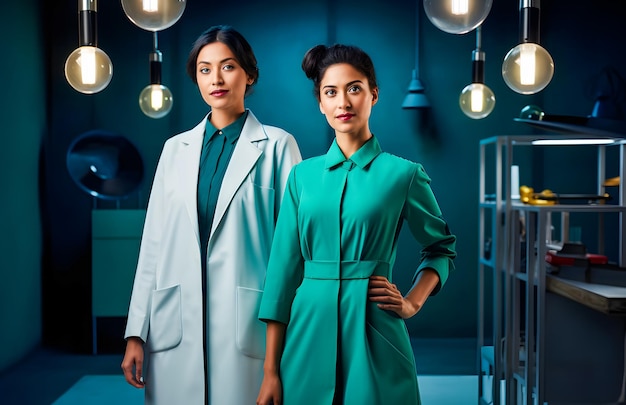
403, 2, 430, 109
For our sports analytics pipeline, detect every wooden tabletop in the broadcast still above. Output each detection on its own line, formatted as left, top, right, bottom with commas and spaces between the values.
546, 274, 626, 315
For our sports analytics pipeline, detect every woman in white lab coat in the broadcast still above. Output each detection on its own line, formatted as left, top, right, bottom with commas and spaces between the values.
121, 25, 302, 404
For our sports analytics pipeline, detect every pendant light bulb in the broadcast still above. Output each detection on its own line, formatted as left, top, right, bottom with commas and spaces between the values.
459, 83, 495, 119
65, 46, 113, 94
65, 0, 113, 94
423, 0, 492, 34
502, 0, 554, 94
121, 0, 187, 31
502, 42, 554, 94
139, 84, 173, 118
139, 46, 173, 119
459, 27, 495, 119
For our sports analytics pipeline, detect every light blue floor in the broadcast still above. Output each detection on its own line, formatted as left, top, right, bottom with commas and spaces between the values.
52, 375, 143, 405
52, 374, 478, 404
419, 375, 478, 404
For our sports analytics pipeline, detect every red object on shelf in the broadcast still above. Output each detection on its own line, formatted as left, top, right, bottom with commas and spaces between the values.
545, 250, 609, 266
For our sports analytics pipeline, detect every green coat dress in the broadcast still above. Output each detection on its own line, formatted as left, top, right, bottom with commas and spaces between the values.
259, 136, 456, 405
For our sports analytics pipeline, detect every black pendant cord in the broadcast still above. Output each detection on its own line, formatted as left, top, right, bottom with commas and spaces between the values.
519, 0, 541, 44
472, 26, 485, 85
149, 32, 163, 85
78, 9, 97, 47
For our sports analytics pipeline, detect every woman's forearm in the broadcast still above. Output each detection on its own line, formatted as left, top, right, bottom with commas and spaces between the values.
263, 321, 286, 374
405, 268, 440, 312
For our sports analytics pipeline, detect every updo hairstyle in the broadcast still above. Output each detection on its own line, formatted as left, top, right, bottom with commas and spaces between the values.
301, 44, 378, 101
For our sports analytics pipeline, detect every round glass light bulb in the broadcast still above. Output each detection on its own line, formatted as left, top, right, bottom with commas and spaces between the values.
64, 46, 113, 94
139, 84, 173, 119
459, 83, 496, 119
121, 0, 186, 31
502, 42, 554, 95
519, 104, 545, 120
423, 0, 492, 34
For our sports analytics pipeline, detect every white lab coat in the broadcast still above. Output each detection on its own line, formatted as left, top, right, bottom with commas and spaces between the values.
124, 110, 301, 404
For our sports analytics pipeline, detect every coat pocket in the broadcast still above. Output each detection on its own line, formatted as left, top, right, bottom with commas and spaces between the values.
147, 285, 182, 353
236, 286, 266, 359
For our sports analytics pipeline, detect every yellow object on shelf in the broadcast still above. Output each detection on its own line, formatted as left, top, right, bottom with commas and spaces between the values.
603, 176, 620, 187
520, 185, 557, 205
519, 185, 611, 205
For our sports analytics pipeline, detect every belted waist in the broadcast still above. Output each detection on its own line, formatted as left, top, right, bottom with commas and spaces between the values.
303, 260, 390, 280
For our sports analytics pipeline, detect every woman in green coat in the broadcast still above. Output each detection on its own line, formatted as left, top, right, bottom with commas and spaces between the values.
257, 44, 457, 405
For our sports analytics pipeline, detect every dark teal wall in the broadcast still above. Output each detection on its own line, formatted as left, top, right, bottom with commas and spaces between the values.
0, 1, 45, 371
3, 0, 621, 361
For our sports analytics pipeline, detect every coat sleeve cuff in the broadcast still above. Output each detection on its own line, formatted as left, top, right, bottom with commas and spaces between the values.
258, 298, 290, 325
414, 256, 453, 295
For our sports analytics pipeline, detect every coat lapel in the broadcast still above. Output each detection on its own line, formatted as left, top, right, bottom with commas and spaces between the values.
209, 111, 266, 240
178, 116, 206, 244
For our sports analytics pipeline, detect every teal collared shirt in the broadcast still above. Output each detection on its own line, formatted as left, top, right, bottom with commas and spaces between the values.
324, 135, 381, 170
197, 110, 248, 247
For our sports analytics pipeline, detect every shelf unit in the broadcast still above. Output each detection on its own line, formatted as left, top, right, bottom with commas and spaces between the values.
92, 209, 145, 354
477, 134, 626, 405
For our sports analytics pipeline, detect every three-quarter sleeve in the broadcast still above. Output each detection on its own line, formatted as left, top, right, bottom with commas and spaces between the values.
259, 165, 305, 324
403, 163, 456, 294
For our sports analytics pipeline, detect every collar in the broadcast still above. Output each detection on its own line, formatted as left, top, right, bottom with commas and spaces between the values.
324, 136, 382, 170
205, 110, 249, 144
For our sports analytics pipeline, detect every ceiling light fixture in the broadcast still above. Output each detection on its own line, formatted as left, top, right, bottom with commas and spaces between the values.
121, 0, 187, 32
403, 1, 430, 109
502, 0, 554, 95
139, 32, 173, 119
64, 0, 113, 94
423, 0, 492, 35
459, 26, 496, 119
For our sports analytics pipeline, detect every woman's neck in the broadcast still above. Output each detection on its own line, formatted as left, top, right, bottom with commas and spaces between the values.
210, 108, 246, 130
335, 129, 372, 159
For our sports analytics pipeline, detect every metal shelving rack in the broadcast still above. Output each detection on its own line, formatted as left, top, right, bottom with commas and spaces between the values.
478, 134, 626, 405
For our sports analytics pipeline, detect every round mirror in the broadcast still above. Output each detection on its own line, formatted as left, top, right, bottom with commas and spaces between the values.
67, 130, 144, 200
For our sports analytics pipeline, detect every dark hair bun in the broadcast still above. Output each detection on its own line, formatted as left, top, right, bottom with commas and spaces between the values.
301, 45, 328, 80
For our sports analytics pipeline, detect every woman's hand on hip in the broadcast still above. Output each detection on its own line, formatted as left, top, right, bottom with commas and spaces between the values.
368, 275, 419, 319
